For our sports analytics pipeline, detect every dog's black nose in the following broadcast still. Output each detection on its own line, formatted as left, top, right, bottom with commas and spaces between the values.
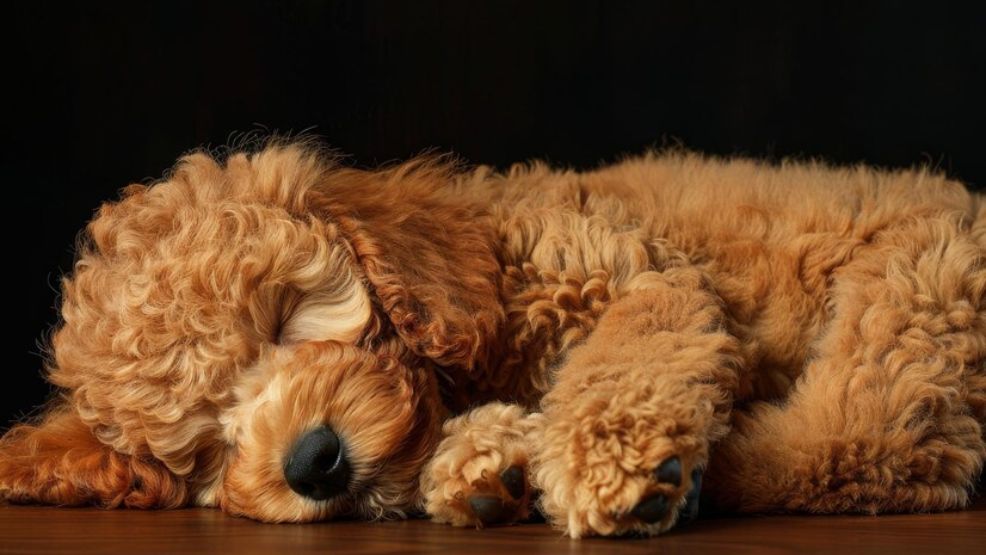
283, 426, 351, 500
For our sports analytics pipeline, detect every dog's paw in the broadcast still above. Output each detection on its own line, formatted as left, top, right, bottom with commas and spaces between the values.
536, 446, 705, 538
421, 402, 542, 527
532, 379, 716, 538
627, 457, 703, 529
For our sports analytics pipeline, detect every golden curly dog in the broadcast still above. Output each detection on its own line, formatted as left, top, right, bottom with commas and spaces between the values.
2, 142, 984, 538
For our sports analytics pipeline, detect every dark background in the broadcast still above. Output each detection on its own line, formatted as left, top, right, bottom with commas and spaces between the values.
6, 1, 986, 429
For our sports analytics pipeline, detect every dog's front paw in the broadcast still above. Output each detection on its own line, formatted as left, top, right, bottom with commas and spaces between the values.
421, 402, 542, 527
533, 381, 714, 538
537, 449, 705, 538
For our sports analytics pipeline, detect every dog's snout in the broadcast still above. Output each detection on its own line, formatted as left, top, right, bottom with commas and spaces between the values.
284, 425, 351, 500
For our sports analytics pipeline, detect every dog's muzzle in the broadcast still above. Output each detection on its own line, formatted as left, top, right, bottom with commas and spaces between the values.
283, 425, 351, 500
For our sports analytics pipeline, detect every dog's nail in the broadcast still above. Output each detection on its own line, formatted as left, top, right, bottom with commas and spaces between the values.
631, 494, 669, 524
469, 495, 507, 525
655, 456, 682, 486
499, 466, 525, 500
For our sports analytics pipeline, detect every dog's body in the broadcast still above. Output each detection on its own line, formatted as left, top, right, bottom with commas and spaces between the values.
2, 144, 984, 537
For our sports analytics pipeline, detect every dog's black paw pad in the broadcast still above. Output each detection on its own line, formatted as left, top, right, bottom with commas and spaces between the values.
631, 493, 669, 524
499, 465, 526, 500
654, 456, 682, 486
469, 495, 509, 525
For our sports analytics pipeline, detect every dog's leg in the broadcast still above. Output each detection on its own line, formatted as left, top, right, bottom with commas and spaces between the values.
704, 219, 986, 514
0, 405, 188, 509
531, 267, 745, 538
421, 402, 543, 527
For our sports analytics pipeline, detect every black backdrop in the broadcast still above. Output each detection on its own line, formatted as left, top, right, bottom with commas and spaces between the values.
6, 1, 986, 429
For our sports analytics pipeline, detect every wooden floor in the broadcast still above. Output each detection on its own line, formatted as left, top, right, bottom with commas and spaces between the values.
1, 500, 984, 555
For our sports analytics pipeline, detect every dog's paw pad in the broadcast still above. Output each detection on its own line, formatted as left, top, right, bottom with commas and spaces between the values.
631, 493, 670, 523
499, 465, 526, 500
654, 456, 682, 486
469, 495, 509, 525
629, 461, 703, 528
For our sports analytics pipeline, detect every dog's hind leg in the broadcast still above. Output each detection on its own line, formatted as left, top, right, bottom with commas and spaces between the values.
704, 216, 986, 514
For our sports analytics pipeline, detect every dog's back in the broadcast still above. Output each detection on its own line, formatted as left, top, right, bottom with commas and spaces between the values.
469, 152, 981, 401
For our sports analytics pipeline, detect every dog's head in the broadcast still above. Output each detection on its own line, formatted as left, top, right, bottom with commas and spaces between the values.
0, 143, 503, 522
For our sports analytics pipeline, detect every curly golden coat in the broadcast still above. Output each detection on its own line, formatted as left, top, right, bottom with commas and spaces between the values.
2, 142, 984, 538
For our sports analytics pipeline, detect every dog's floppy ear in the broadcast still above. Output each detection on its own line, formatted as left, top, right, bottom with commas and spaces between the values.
310, 158, 503, 370
0, 406, 188, 509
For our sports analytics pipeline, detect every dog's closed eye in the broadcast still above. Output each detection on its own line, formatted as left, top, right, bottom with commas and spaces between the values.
278, 284, 372, 345
265, 231, 374, 346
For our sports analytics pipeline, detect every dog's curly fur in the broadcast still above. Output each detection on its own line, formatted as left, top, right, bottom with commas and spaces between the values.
2, 142, 984, 538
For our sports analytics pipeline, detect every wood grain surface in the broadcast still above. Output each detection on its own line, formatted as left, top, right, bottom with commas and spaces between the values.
2, 498, 984, 555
